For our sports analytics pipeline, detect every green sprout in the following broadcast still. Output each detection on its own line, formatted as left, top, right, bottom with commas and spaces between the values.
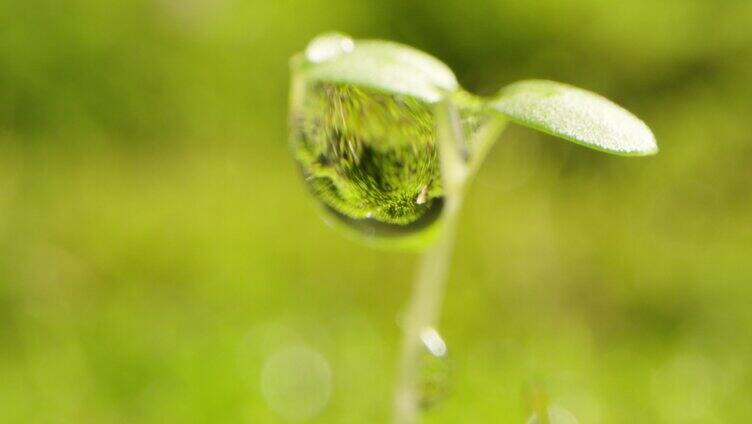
289, 33, 657, 424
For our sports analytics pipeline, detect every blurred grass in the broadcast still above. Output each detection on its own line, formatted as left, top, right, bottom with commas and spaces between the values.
1, 0, 752, 422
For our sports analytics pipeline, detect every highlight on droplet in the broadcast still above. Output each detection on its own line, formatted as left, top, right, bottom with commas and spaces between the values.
305, 33, 354, 63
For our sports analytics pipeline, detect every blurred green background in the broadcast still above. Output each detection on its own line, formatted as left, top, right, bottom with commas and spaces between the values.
2, 0, 752, 422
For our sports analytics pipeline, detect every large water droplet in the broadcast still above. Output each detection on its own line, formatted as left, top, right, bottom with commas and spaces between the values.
305, 33, 354, 63
289, 75, 489, 245
417, 327, 451, 409
290, 79, 445, 240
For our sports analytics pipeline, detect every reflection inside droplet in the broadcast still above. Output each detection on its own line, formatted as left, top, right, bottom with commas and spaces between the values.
305, 33, 354, 63
260, 346, 332, 421
290, 81, 445, 240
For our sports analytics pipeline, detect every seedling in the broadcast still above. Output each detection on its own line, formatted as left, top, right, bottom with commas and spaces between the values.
289, 33, 657, 424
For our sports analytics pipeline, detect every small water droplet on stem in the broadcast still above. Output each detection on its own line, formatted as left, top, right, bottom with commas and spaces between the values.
417, 327, 451, 409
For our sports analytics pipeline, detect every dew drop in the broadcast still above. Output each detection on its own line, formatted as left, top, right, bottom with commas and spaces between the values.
417, 327, 451, 409
526, 406, 579, 424
290, 80, 445, 241
305, 33, 354, 63
290, 58, 487, 244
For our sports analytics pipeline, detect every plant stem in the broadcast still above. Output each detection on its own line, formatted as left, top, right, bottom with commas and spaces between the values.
392, 99, 467, 424
392, 100, 506, 424
392, 194, 462, 424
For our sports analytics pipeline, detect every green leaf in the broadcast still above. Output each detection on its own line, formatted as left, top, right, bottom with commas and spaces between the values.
489, 80, 657, 156
293, 33, 458, 103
